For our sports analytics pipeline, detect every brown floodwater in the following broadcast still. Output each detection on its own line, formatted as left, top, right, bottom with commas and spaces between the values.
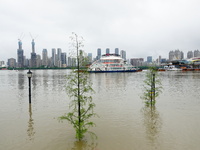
0, 70, 200, 150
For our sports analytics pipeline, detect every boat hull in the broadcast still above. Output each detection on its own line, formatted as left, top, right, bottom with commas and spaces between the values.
88, 70, 138, 73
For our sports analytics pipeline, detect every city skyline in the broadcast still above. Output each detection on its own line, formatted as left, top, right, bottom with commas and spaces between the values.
1, 0, 200, 62
2, 38, 200, 67
2, 41, 200, 68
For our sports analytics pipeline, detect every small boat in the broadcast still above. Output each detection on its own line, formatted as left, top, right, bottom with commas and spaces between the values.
88, 54, 139, 73
158, 68, 166, 71
164, 65, 182, 71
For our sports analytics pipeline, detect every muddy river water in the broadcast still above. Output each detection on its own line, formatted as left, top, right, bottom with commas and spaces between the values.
0, 70, 200, 150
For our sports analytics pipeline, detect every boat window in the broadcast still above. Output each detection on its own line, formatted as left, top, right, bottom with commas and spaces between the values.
101, 59, 120, 63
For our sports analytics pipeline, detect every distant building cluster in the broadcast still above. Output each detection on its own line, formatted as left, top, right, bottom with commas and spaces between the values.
169, 49, 184, 61
187, 50, 200, 59
129, 49, 200, 67
5, 39, 92, 68
1, 39, 200, 68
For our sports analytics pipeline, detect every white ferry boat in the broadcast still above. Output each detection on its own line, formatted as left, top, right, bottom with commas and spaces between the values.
88, 54, 140, 73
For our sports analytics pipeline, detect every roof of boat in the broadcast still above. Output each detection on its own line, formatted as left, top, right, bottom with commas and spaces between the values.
101, 53, 122, 60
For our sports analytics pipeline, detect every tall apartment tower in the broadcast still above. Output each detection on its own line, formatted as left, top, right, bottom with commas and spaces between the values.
36, 54, 42, 67
194, 50, 200, 57
120, 50, 126, 60
174, 49, 184, 60
57, 48, 62, 67
17, 39, 24, 68
61, 52, 67, 66
169, 51, 174, 61
51, 48, 56, 67
106, 48, 110, 54
42, 49, 48, 66
187, 51, 193, 59
7, 58, 16, 68
30, 39, 37, 67
115, 48, 119, 55
88, 53, 92, 63
169, 50, 184, 60
147, 56, 152, 63
97, 48, 101, 60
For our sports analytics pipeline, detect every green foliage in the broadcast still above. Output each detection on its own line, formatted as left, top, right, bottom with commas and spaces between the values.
59, 33, 97, 141
141, 67, 162, 106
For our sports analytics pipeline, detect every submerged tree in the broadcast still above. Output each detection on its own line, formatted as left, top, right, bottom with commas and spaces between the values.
60, 33, 97, 141
141, 67, 162, 106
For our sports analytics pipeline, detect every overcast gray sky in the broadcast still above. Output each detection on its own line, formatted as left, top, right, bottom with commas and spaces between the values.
1, 0, 200, 62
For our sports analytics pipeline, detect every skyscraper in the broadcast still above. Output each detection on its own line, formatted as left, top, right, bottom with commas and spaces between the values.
36, 54, 42, 67
174, 49, 184, 60
187, 51, 193, 59
106, 48, 110, 54
169, 49, 184, 60
31, 39, 35, 53
57, 48, 62, 67
115, 48, 119, 55
17, 40, 24, 68
147, 56, 152, 63
7, 58, 16, 68
169, 51, 174, 61
52, 48, 56, 67
61, 52, 67, 66
194, 50, 200, 57
88, 53, 92, 63
130, 58, 144, 67
120, 50, 126, 60
42, 49, 48, 66
30, 39, 37, 67
97, 48, 101, 60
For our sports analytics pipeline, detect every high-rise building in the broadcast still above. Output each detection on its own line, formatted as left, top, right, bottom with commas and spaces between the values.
72, 58, 77, 66
51, 48, 56, 67
24, 58, 29, 67
36, 54, 42, 67
130, 58, 144, 67
7, 58, 16, 68
57, 48, 62, 67
174, 49, 183, 60
42, 49, 48, 66
194, 50, 200, 57
88, 53, 92, 64
68, 57, 72, 66
0, 61, 5, 67
187, 51, 193, 59
30, 39, 37, 67
115, 48, 119, 55
97, 48, 101, 60
106, 48, 110, 54
158, 55, 162, 64
120, 50, 126, 60
61, 52, 67, 66
169, 51, 174, 61
57, 48, 62, 61
147, 56, 152, 63
30, 53, 37, 67
17, 40, 24, 68
31, 39, 35, 53
169, 49, 184, 60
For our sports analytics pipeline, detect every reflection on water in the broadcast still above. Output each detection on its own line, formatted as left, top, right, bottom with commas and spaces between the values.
141, 105, 162, 146
18, 71, 25, 90
1, 70, 200, 150
67, 140, 98, 150
32, 71, 37, 93
27, 104, 35, 141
